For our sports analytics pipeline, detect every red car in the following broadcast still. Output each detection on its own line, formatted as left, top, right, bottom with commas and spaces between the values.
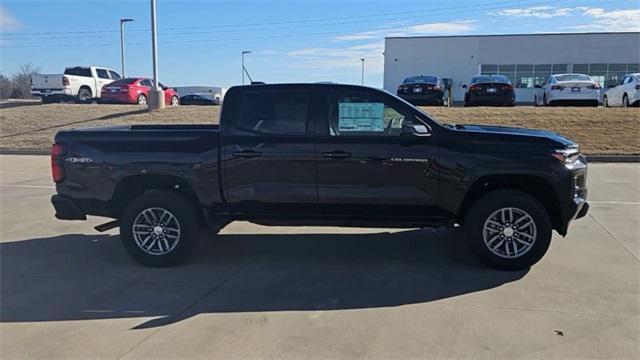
100, 77, 180, 106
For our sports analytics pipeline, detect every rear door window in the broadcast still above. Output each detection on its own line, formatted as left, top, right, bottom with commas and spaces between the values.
96, 69, 109, 79
140, 79, 153, 87
235, 90, 309, 136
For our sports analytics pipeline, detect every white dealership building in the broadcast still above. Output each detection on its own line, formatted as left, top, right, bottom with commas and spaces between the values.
383, 32, 640, 103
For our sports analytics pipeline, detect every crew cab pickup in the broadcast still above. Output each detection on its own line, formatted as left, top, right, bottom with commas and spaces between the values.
31, 66, 122, 103
51, 83, 589, 270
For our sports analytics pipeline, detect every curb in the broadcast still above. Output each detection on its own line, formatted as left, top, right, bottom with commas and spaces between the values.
0, 149, 50, 155
586, 155, 640, 163
1, 149, 639, 163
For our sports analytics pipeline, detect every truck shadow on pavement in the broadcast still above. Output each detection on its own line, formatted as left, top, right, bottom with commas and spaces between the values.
0, 229, 528, 329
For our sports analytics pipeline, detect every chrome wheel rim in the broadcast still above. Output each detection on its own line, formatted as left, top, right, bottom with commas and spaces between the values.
171, 97, 178, 106
138, 96, 146, 105
132, 207, 181, 255
483, 207, 537, 259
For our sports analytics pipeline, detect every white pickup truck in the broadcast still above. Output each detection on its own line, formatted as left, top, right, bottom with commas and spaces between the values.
31, 66, 122, 103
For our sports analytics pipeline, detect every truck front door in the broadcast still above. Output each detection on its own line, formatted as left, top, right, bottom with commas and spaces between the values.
315, 88, 439, 213
220, 87, 317, 206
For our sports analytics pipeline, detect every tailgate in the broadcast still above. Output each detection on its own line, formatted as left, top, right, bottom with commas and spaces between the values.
31, 74, 64, 89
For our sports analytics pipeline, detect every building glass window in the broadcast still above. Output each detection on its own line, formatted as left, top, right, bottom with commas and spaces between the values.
478, 63, 640, 89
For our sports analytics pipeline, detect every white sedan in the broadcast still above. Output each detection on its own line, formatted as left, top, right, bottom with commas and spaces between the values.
534, 74, 600, 107
603, 73, 640, 107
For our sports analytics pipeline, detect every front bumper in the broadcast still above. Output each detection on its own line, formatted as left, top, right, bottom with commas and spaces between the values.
51, 195, 86, 220
559, 157, 589, 234
468, 93, 514, 105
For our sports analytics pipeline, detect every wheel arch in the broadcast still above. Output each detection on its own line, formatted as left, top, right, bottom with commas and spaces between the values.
457, 174, 563, 232
110, 174, 202, 222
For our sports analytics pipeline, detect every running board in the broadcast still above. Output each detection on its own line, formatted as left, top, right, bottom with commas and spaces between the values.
94, 219, 120, 232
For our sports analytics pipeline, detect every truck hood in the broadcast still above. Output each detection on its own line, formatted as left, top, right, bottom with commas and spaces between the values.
453, 124, 576, 148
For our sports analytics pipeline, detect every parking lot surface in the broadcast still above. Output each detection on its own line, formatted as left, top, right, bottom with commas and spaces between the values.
1, 155, 638, 359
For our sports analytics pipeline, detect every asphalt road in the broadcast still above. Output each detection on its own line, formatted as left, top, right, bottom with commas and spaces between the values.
1, 155, 638, 359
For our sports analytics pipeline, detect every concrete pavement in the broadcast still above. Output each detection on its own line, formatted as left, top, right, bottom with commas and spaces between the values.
0, 155, 638, 359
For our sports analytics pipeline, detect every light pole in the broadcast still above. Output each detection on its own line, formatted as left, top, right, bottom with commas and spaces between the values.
119, 18, 134, 77
242, 51, 251, 85
148, 0, 164, 109
360, 58, 365, 85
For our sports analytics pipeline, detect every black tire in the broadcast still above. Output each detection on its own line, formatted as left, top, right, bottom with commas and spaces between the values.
76, 87, 92, 104
120, 190, 200, 267
533, 96, 538, 107
623, 94, 629, 108
463, 189, 552, 271
543, 94, 548, 106
603, 96, 609, 108
137, 94, 147, 106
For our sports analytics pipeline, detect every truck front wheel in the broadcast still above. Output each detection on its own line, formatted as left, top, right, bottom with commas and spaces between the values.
463, 190, 552, 270
120, 190, 199, 267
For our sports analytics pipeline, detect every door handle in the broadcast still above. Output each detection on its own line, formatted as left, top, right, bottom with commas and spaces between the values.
323, 151, 351, 159
232, 150, 262, 158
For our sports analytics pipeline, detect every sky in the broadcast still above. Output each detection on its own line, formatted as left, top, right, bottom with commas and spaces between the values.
0, 0, 638, 88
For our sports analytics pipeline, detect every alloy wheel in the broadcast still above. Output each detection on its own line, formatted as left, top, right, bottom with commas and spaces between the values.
482, 207, 537, 259
132, 207, 181, 255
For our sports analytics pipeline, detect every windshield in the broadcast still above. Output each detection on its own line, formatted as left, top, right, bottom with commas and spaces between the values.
471, 75, 511, 84
403, 76, 438, 84
555, 74, 592, 82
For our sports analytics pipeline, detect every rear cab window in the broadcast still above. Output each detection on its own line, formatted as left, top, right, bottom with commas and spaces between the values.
108, 71, 122, 80
64, 67, 92, 77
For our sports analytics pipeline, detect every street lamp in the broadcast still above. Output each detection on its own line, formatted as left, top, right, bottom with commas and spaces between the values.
360, 58, 365, 85
119, 18, 134, 77
148, 0, 164, 109
242, 50, 251, 85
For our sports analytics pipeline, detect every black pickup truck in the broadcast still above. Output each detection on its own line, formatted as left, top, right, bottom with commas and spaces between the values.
51, 83, 588, 270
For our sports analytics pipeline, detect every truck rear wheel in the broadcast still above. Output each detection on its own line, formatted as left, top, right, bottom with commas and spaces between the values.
463, 189, 552, 270
76, 88, 92, 104
120, 190, 199, 267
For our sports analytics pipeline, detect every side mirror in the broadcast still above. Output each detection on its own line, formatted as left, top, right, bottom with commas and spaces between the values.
402, 123, 431, 137
462, 84, 467, 89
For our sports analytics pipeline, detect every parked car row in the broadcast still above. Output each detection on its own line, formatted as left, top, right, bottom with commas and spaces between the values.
398, 72, 639, 107
31, 65, 222, 106
397, 74, 515, 107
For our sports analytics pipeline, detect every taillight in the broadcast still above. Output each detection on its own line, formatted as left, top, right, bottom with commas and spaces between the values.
587, 84, 600, 89
502, 84, 513, 91
469, 84, 480, 91
62, 76, 70, 86
121, 86, 129, 93
551, 85, 564, 90
397, 85, 405, 93
51, 143, 65, 183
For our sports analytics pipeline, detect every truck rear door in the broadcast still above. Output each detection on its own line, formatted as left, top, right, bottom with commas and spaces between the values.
315, 87, 439, 210
220, 86, 317, 206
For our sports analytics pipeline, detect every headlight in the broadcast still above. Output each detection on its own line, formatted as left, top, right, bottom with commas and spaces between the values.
552, 145, 580, 163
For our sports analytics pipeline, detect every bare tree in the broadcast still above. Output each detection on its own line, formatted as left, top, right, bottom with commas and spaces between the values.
0, 74, 11, 99
9, 63, 40, 99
